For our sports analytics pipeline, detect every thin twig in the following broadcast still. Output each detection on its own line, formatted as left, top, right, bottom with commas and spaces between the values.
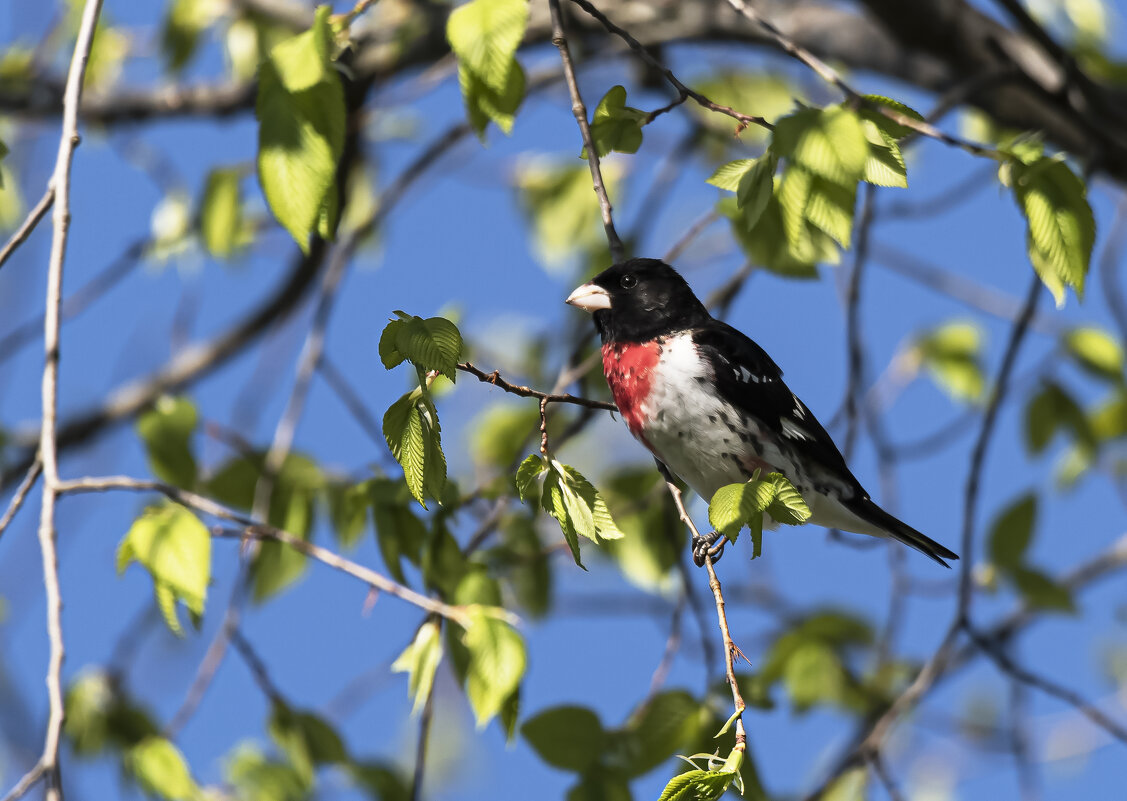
658, 472, 748, 752
703, 554, 747, 754
0, 188, 54, 271
33, 2, 105, 799
957, 275, 1041, 616
0, 458, 42, 541
457, 362, 616, 412
966, 624, 1127, 744
866, 751, 906, 801
230, 628, 285, 706
663, 209, 721, 263
0, 763, 45, 801
548, 0, 624, 260
842, 184, 876, 459
1008, 681, 1042, 801
567, 0, 771, 133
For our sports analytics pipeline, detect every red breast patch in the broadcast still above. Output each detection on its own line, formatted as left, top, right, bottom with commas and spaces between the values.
601, 341, 661, 438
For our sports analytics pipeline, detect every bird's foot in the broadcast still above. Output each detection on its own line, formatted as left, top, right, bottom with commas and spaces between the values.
692, 530, 726, 567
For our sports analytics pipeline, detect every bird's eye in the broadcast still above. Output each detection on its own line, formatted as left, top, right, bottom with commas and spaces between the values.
620, 274, 637, 289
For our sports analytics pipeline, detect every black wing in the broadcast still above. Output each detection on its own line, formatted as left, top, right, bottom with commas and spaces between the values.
691, 320, 862, 490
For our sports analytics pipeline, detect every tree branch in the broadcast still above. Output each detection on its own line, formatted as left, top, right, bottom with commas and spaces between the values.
33, 3, 105, 799
548, 0, 624, 261
0, 188, 54, 272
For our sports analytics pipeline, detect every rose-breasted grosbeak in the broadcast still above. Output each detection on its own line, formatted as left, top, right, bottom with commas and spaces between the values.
566, 258, 958, 568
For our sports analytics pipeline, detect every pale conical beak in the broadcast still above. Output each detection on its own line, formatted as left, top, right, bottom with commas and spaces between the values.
565, 283, 611, 312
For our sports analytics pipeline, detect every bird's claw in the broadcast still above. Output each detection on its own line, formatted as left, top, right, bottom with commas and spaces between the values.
692, 530, 726, 567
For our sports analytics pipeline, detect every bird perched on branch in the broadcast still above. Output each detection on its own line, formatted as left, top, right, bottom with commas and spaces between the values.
566, 257, 958, 568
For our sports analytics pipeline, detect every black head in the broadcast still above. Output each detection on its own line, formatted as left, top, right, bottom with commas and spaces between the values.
565, 258, 710, 342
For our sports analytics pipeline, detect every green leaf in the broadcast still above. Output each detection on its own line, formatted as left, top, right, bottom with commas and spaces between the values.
268, 703, 348, 786
541, 468, 582, 566
1013, 567, 1076, 613
370, 478, 426, 583
566, 770, 632, 801
383, 388, 446, 508
656, 768, 739, 801
446, 0, 528, 93
1011, 156, 1095, 304
987, 493, 1036, 571
472, 405, 542, 469
708, 479, 775, 542
859, 95, 925, 139
516, 161, 622, 268
127, 736, 200, 801
914, 321, 986, 403
161, 0, 217, 72
823, 766, 868, 801
391, 620, 444, 716
735, 154, 778, 229
136, 395, 198, 489
459, 59, 526, 137
515, 453, 548, 501
783, 640, 846, 711
710, 154, 779, 232
200, 167, 243, 259
256, 5, 345, 252
706, 159, 756, 192
380, 314, 465, 380
521, 706, 605, 772
448, 0, 528, 137
65, 671, 158, 756
617, 690, 703, 778
225, 744, 308, 801
719, 193, 833, 279
1065, 326, 1124, 380
1025, 381, 1094, 454
861, 131, 908, 188
423, 522, 469, 598
117, 502, 210, 637
583, 85, 645, 158
540, 462, 623, 566
707, 472, 807, 545
766, 473, 812, 525
464, 611, 526, 728
326, 480, 369, 549
772, 106, 870, 184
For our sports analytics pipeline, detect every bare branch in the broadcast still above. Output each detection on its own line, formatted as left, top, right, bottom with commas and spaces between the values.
567, 0, 771, 132
457, 362, 617, 412
0, 188, 54, 272
0, 457, 42, 542
548, 0, 624, 260
0, 763, 45, 801
31, 2, 106, 798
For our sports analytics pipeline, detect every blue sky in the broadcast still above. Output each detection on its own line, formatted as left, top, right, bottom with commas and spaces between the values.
1, 1, 1126, 800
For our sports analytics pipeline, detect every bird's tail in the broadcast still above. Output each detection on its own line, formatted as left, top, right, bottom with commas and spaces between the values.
850, 497, 959, 568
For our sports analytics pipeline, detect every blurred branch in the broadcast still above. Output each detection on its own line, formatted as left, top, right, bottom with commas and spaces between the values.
870, 242, 1062, 334
0, 236, 146, 367
549, 0, 625, 260
317, 356, 386, 449
0, 188, 54, 272
0, 764, 45, 801
230, 628, 285, 707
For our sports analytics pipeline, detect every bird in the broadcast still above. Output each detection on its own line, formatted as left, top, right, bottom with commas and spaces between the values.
565, 257, 958, 568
